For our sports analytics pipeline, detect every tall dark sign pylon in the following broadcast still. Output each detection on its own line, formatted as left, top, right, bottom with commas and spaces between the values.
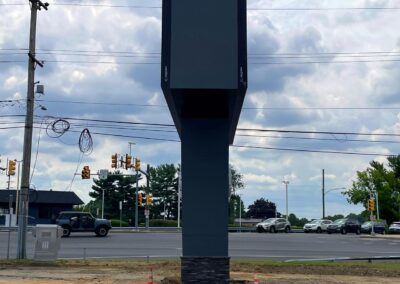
161, 0, 247, 282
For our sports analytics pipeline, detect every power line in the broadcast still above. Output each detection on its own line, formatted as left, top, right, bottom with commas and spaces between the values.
8, 98, 400, 111
237, 128, 400, 137
3, 3, 400, 11
3, 114, 399, 138
236, 134, 400, 144
232, 145, 394, 157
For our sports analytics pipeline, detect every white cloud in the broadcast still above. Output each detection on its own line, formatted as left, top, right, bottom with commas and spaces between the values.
2, 0, 399, 220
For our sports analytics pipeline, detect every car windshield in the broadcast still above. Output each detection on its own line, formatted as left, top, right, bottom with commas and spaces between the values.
263, 218, 276, 223
392, 223, 400, 227
333, 219, 345, 224
310, 220, 320, 224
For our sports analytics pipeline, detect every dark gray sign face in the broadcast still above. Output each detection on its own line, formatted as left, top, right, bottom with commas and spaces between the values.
170, 0, 238, 89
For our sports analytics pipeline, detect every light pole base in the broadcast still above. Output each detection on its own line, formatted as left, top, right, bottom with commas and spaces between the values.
181, 256, 230, 283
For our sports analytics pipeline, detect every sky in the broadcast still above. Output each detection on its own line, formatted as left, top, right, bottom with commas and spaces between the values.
1, 0, 400, 220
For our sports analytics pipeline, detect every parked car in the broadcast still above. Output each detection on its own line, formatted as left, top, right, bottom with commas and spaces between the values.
326, 218, 361, 235
361, 221, 386, 234
389, 222, 400, 234
256, 218, 291, 233
303, 219, 332, 233
56, 211, 112, 237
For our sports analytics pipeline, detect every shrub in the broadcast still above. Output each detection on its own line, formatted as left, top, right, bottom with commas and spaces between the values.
149, 219, 178, 227
110, 219, 130, 227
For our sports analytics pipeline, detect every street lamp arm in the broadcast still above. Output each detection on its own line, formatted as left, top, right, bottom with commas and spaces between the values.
325, 187, 346, 194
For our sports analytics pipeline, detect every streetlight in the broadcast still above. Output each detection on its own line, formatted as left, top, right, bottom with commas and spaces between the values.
282, 180, 289, 221
323, 187, 345, 218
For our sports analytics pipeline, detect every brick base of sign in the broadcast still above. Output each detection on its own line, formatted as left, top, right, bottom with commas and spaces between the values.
181, 256, 230, 283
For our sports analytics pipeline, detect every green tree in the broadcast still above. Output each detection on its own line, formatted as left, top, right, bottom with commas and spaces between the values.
148, 164, 178, 220
343, 156, 400, 224
326, 214, 345, 221
229, 194, 245, 224
89, 170, 139, 221
246, 198, 277, 219
229, 165, 244, 195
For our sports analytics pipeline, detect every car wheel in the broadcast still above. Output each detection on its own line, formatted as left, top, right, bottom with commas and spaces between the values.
304, 230, 309, 233
96, 226, 109, 237
327, 231, 331, 234
269, 226, 276, 233
317, 227, 322, 234
285, 226, 290, 233
356, 228, 361, 235
341, 228, 347, 235
62, 227, 71, 237
256, 226, 265, 233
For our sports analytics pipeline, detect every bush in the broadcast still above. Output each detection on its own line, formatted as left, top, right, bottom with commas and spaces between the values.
149, 219, 178, 227
110, 219, 130, 227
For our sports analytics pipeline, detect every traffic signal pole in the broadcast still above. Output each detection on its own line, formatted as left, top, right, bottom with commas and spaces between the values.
17, 0, 48, 259
135, 170, 139, 230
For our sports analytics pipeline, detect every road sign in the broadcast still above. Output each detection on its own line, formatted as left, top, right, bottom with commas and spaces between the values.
145, 209, 150, 217
371, 215, 376, 221
99, 169, 108, 180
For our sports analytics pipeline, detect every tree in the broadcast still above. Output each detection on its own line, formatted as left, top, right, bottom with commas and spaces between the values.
148, 164, 178, 220
229, 165, 244, 196
343, 156, 400, 224
228, 165, 245, 223
246, 198, 277, 219
89, 171, 139, 221
288, 214, 309, 227
229, 194, 245, 224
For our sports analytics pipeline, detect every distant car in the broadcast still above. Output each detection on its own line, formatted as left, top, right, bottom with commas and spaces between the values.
56, 211, 112, 237
303, 219, 332, 233
361, 221, 386, 234
256, 218, 291, 233
326, 218, 361, 235
389, 222, 400, 234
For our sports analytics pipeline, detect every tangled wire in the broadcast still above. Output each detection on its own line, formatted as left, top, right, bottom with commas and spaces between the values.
46, 118, 70, 138
79, 128, 93, 155
46, 118, 93, 155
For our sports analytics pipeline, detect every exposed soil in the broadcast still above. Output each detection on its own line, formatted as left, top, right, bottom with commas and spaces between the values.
0, 261, 399, 283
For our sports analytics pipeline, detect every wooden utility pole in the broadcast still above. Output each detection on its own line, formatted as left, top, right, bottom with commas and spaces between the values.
17, 0, 48, 259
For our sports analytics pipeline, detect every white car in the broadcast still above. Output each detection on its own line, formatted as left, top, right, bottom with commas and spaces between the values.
256, 218, 291, 233
303, 219, 332, 233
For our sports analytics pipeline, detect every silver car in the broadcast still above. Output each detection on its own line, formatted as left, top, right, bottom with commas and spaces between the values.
303, 219, 332, 233
256, 218, 291, 233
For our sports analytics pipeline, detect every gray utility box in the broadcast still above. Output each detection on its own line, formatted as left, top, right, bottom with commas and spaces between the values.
33, 224, 63, 261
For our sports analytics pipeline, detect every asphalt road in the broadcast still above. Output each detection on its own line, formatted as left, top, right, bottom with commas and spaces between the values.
1, 231, 400, 261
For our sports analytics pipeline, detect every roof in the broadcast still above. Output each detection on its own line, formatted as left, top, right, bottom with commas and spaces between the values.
0, 190, 84, 205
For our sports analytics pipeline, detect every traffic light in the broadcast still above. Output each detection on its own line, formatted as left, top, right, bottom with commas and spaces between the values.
146, 193, 152, 206
138, 192, 143, 207
81, 166, 91, 179
368, 198, 375, 211
134, 158, 141, 172
125, 154, 132, 170
111, 154, 118, 168
7, 160, 16, 176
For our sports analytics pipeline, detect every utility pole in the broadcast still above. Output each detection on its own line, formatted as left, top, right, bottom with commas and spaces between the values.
17, 0, 48, 259
282, 180, 289, 221
145, 163, 150, 230
322, 169, 325, 219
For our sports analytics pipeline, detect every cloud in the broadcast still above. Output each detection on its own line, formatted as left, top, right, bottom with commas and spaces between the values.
2, 1, 400, 220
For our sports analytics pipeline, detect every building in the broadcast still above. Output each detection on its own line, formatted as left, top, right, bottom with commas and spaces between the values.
0, 189, 84, 225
